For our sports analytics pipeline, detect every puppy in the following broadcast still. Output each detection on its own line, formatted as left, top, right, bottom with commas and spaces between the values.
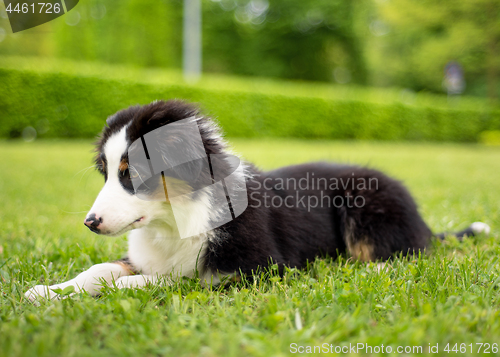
25, 100, 490, 301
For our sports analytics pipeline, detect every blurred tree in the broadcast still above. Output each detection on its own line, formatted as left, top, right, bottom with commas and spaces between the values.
0, 0, 181, 68
2, 0, 497, 97
202, 0, 368, 84
52, 0, 181, 68
0, 0, 368, 84
368, 0, 500, 99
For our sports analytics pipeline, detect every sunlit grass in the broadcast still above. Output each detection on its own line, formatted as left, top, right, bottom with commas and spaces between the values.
0, 139, 499, 356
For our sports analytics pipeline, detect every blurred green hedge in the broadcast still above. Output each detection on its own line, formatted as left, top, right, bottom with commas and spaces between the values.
1, 60, 499, 141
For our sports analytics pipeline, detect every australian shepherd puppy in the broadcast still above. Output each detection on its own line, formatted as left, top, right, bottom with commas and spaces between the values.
26, 100, 490, 302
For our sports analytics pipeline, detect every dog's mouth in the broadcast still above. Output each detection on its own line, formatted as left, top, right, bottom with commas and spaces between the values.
102, 217, 146, 236
129, 216, 146, 229
120, 216, 146, 233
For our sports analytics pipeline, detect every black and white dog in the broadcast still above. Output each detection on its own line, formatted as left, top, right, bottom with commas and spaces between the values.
26, 100, 490, 301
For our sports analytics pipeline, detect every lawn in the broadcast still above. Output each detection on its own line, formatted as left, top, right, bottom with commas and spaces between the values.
0, 139, 499, 356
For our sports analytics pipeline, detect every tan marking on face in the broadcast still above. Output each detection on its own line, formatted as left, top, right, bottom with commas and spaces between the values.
119, 159, 128, 172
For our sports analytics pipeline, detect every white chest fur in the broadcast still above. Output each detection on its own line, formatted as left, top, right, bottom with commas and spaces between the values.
127, 226, 208, 278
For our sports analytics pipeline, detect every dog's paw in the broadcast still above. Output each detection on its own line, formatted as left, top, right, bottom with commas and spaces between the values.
24, 285, 59, 303
471, 222, 491, 235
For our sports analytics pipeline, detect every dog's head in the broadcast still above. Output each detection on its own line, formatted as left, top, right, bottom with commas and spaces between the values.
84, 100, 235, 237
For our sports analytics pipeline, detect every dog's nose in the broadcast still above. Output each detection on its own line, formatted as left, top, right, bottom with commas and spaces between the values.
84, 213, 102, 233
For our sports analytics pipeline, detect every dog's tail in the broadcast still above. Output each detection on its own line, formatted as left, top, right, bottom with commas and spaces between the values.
434, 222, 491, 240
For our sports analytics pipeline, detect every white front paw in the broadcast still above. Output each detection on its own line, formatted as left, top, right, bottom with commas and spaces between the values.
25, 285, 59, 303
115, 275, 149, 289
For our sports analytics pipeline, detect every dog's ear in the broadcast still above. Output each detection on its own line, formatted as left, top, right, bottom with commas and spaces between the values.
106, 114, 118, 127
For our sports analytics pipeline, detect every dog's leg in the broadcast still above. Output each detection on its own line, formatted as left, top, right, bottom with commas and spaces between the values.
114, 274, 161, 289
113, 271, 233, 289
25, 262, 133, 302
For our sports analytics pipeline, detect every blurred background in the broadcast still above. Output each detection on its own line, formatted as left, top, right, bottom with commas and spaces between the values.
0, 0, 499, 142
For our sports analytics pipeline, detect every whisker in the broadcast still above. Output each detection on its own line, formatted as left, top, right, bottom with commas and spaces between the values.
73, 165, 95, 179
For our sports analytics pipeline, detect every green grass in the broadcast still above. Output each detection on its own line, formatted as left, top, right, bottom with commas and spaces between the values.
0, 139, 499, 357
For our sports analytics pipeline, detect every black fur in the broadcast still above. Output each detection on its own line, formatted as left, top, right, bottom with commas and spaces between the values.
95, 100, 478, 278
203, 163, 432, 274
